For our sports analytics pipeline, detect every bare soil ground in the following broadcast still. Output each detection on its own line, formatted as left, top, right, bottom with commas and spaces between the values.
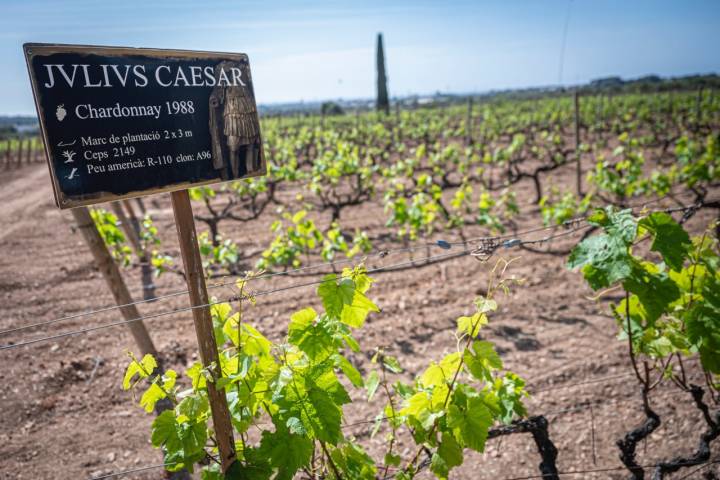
0, 159, 718, 480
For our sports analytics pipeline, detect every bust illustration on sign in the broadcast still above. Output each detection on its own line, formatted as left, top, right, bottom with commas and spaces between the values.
209, 60, 263, 180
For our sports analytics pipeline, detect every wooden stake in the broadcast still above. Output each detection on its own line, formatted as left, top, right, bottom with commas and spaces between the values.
18, 139, 24, 166
135, 197, 147, 215
15, 138, 22, 168
395, 102, 402, 142
24, 138, 31, 166
75, 206, 191, 478
466, 96, 474, 146
170, 189, 237, 472
4, 140, 11, 169
477, 105, 485, 148
36, 137, 43, 163
121, 199, 157, 301
573, 90, 582, 196
70, 207, 157, 357
696, 87, 703, 124
111, 202, 142, 254
22, 138, 27, 166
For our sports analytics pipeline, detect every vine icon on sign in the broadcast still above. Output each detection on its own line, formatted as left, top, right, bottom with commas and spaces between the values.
56, 104, 67, 122
62, 150, 76, 163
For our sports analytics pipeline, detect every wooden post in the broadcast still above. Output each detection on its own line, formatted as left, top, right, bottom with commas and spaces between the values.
4, 141, 11, 169
24, 138, 32, 166
465, 96, 474, 146
574, 90, 582, 196
170, 190, 236, 472
120, 199, 157, 301
17, 139, 23, 167
15, 138, 22, 168
696, 87, 703, 124
72, 205, 190, 479
135, 197, 147, 215
394, 102, 402, 142
37, 137, 45, 163
111, 202, 142, 254
70, 207, 158, 357
477, 105, 484, 148
22, 138, 27, 165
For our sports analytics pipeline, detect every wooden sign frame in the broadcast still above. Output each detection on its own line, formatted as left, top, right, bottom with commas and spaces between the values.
24, 43, 266, 209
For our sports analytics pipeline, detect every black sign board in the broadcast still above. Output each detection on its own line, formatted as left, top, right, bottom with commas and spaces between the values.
24, 44, 266, 208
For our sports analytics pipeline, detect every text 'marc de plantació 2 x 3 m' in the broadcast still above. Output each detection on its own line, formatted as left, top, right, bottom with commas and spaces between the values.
24, 43, 266, 209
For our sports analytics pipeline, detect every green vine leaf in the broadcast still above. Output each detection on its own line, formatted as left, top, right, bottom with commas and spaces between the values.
430, 433, 463, 480
365, 370, 380, 400
186, 362, 208, 391
447, 395, 493, 452
638, 212, 692, 271
569, 207, 640, 290
329, 443, 377, 480
464, 341, 502, 382
317, 273, 379, 328
622, 261, 680, 324
335, 354, 364, 387
288, 308, 335, 361
568, 233, 632, 289
123, 353, 157, 390
318, 275, 355, 319
456, 312, 487, 337
340, 289, 380, 328
420, 352, 462, 388
257, 426, 313, 480
151, 410, 207, 472
139, 370, 175, 413
588, 207, 637, 243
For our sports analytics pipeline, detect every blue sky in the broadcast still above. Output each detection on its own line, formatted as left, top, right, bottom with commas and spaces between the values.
2, 0, 719, 114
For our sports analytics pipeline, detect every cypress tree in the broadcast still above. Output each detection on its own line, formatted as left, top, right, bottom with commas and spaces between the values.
376, 33, 389, 114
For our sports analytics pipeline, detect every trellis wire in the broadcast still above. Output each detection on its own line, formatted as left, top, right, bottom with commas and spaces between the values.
0, 241, 434, 337
2, 199, 709, 339
0, 248, 468, 351
88, 462, 177, 480
0, 220, 599, 351
0, 216, 582, 338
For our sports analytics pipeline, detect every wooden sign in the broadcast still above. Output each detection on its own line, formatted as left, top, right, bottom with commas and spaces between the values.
24, 43, 266, 209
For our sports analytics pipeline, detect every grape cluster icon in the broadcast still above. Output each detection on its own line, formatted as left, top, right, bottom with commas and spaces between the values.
56, 104, 67, 122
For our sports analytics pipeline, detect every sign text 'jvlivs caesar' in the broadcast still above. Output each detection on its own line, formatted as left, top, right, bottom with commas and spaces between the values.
24, 44, 266, 209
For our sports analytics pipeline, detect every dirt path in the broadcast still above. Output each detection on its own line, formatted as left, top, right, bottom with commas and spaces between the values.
0, 165, 54, 242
